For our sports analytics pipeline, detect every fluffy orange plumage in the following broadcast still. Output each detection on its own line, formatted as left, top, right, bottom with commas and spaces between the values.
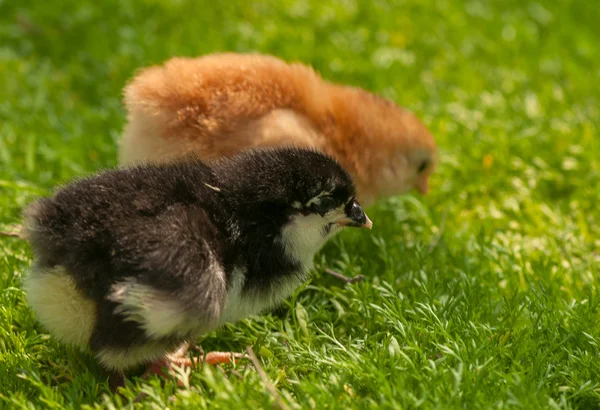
119, 53, 437, 206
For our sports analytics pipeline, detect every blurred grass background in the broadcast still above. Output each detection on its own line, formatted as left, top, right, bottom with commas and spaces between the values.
1, 0, 599, 408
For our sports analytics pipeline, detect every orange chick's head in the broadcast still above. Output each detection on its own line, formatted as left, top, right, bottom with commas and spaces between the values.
325, 86, 438, 205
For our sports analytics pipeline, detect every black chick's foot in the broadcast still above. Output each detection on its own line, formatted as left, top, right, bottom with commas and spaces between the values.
143, 343, 247, 384
324, 268, 365, 284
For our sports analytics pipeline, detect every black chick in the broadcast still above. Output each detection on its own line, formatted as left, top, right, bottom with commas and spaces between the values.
22, 147, 372, 389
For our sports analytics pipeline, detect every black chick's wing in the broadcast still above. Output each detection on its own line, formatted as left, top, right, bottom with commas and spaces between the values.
93, 203, 229, 348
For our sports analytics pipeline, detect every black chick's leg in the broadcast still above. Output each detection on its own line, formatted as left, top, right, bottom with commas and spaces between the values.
143, 342, 247, 383
107, 369, 126, 393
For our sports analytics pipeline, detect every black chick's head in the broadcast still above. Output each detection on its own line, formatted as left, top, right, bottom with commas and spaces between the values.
212, 147, 372, 266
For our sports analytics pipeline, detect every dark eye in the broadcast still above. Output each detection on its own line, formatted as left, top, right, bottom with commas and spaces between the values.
417, 159, 429, 174
312, 197, 336, 214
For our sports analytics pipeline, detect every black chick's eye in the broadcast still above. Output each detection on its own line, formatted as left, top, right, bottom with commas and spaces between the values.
417, 159, 429, 174
312, 196, 336, 215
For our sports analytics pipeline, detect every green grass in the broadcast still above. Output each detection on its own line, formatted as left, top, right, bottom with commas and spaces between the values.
1, 0, 599, 408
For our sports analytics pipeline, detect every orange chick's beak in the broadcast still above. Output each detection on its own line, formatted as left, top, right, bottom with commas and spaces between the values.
416, 176, 429, 195
336, 199, 373, 229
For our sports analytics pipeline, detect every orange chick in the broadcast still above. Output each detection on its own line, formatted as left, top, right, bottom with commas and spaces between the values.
120, 53, 437, 206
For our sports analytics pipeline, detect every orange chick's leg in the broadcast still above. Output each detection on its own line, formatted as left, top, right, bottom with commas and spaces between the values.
144, 343, 246, 379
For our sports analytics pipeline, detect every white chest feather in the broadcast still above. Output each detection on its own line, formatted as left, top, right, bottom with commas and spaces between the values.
218, 268, 303, 325
279, 213, 341, 269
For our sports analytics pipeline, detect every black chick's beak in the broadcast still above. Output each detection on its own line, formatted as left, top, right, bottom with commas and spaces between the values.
337, 199, 373, 229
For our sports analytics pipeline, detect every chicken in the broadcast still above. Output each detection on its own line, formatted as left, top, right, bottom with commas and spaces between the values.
119, 53, 437, 206
23, 147, 372, 390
